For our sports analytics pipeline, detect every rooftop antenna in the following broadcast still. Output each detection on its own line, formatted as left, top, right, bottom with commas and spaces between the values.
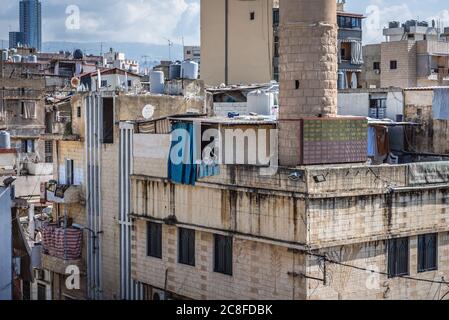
164, 38, 173, 61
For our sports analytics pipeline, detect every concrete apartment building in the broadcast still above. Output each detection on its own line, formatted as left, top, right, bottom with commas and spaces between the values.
201, 0, 363, 87
362, 21, 449, 88
13, 0, 449, 301
122, 0, 449, 300
35, 79, 206, 300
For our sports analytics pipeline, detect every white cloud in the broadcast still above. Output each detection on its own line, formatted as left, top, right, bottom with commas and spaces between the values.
363, 3, 449, 44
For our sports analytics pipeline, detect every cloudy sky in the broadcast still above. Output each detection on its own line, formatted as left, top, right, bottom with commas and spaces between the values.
0, 0, 448, 46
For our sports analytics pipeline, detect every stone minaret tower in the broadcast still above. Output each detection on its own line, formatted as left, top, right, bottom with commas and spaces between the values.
278, 0, 338, 166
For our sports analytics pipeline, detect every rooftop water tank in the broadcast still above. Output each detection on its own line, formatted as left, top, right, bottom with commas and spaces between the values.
28, 55, 38, 63
169, 62, 182, 80
12, 54, 22, 63
1, 50, 8, 61
150, 70, 165, 94
73, 49, 84, 60
247, 90, 276, 116
338, 71, 345, 90
0, 131, 11, 149
181, 60, 199, 80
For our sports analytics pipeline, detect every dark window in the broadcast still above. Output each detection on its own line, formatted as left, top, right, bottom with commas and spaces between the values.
373, 62, 380, 70
186, 50, 191, 55
250, 12, 255, 20
388, 237, 409, 278
214, 235, 233, 276
390, 60, 398, 70
22, 281, 31, 300
337, 15, 362, 29
21, 139, 35, 153
102, 98, 114, 144
45, 141, 53, 163
37, 283, 46, 300
101, 80, 108, 88
127, 80, 132, 87
77, 106, 81, 118
178, 228, 195, 266
273, 8, 279, 27
147, 222, 162, 259
65, 159, 74, 185
418, 234, 438, 272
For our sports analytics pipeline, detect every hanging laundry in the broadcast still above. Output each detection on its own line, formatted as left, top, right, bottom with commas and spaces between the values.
432, 88, 449, 120
168, 122, 198, 185
367, 126, 377, 157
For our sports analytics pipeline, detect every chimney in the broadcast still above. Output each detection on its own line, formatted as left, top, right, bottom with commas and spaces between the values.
278, 0, 338, 167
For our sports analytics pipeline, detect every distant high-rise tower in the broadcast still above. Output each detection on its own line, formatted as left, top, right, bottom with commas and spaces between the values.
20, 0, 42, 51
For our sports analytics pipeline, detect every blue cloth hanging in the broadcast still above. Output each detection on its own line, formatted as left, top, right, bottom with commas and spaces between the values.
367, 126, 377, 157
168, 122, 197, 185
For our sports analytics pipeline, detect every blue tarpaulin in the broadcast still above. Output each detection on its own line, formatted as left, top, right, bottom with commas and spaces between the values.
198, 162, 220, 179
433, 88, 449, 120
168, 122, 197, 185
367, 126, 376, 157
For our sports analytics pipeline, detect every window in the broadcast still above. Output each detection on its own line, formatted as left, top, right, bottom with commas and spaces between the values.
21, 101, 36, 119
22, 281, 31, 300
77, 106, 81, 118
214, 235, 233, 276
102, 98, 114, 144
250, 12, 255, 20
337, 15, 362, 29
65, 159, 74, 185
388, 237, 409, 278
37, 283, 47, 300
369, 98, 387, 119
373, 62, 380, 71
101, 80, 108, 88
127, 80, 132, 88
147, 222, 162, 259
21, 139, 35, 153
186, 50, 191, 55
178, 228, 195, 266
390, 60, 398, 70
45, 140, 53, 163
418, 234, 438, 272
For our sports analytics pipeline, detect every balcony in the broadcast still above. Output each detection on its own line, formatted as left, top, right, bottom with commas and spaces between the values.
45, 182, 81, 204
41, 122, 80, 141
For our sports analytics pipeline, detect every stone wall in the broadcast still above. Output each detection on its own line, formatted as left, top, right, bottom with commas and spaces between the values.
132, 220, 307, 300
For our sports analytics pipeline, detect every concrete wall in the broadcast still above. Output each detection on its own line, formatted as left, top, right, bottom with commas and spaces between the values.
131, 178, 307, 245
307, 233, 449, 300
116, 94, 204, 122
200, 0, 274, 86
361, 44, 381, 89
132, 221, 307, 300
381, 41, 417, 88
404, 89, 449, 155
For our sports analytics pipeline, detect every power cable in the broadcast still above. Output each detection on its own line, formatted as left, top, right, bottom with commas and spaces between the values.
307, 251, 449, 286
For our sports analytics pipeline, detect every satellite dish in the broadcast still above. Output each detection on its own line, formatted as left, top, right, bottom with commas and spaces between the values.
142, 104, 155, 119
71, 77, 80, 88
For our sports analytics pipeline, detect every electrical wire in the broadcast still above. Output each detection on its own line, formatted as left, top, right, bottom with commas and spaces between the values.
307, 251, 449, 286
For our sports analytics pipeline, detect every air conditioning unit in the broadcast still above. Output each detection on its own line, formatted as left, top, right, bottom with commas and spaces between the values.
34, 269, 50, 282
34, 269, 45, 281
152, 288, 167, 301
374, 70, 381, 75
